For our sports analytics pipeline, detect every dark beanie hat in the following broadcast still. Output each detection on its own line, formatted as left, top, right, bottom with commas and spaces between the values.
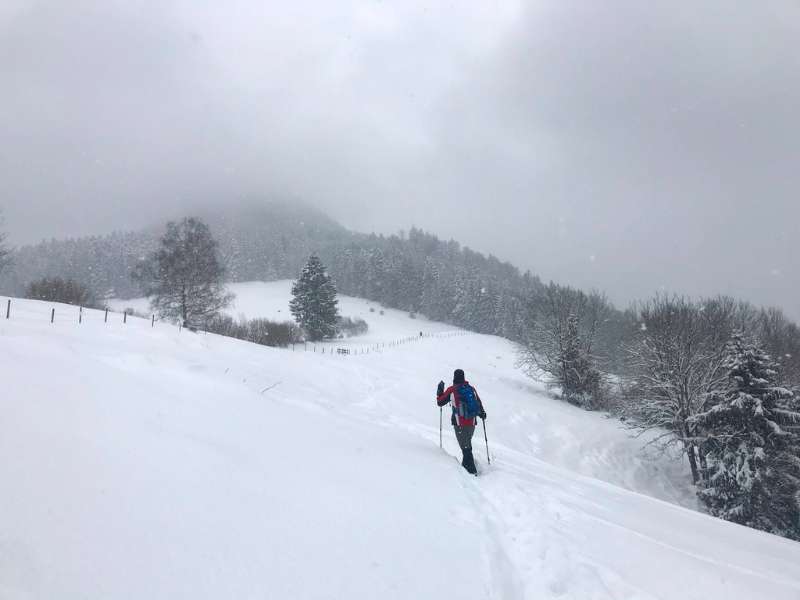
453, 369, 465, 384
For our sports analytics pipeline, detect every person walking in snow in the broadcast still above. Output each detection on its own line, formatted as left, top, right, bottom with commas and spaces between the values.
436, 369, 486, 475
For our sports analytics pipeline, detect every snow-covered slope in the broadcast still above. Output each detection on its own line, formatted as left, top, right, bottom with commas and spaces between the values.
4, 284, 800, 600
113, 280, 455, 347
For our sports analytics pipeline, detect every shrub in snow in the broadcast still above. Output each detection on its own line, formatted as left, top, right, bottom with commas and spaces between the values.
206, 314, 302, 347
26, 277, 103, 309
337, 316, 368, 337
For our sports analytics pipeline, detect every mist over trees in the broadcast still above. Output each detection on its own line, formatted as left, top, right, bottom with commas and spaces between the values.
0, 203, 349, 301
0, 209, 10, 276
133, 217, 232, 328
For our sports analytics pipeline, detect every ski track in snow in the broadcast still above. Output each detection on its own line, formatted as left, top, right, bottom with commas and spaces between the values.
1, 281, 799, 599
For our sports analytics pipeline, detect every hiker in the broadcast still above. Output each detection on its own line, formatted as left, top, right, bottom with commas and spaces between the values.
436, 369, 486, 475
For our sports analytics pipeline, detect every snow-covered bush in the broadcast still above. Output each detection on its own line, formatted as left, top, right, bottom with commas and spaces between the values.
337, 316, 368, 337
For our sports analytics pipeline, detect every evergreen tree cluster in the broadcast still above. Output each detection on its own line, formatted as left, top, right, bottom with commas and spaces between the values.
327, 227, 544, 339
0, 231, 157, 301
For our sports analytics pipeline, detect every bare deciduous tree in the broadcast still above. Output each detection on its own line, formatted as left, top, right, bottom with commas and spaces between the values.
133, 217, 233, 328
622, 295, 729, 483
518, 283, 609, 408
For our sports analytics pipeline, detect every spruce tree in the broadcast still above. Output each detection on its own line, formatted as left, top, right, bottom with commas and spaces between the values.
290, 255, 340, 341
692, 333, 800, 538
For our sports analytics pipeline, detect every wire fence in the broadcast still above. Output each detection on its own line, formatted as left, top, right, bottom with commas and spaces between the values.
1, 297, 470, 357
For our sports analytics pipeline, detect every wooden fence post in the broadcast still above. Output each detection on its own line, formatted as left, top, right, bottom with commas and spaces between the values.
151, 314, 155, 328
50, 308, 55, 324
123, 311, 127, 324
104, 308, 108, 323
5, 299, 9, 319
79, 306, 83, 324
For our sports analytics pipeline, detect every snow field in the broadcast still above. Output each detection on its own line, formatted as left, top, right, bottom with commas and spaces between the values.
2, 282, 800, 599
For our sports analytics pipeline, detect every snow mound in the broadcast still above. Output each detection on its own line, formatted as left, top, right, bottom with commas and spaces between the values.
3, 285, 799, 599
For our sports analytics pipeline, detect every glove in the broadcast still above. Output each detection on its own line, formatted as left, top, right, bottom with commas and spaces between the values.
436, 380, 445, 396
479, 410, 487, 420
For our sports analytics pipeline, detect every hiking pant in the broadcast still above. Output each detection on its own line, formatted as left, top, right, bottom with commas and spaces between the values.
454, 423, 477, 474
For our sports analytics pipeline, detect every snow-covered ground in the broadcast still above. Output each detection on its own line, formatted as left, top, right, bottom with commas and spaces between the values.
3, 283, 800, 599
113, 280, 455, 349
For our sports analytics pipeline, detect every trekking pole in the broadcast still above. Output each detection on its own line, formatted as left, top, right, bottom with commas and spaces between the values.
482, 419, 490, 465
439, 407, 443, 448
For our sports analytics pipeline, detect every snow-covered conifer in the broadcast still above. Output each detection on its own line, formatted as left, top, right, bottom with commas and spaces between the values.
289, 254, 340, 341
692, 333, 800, 538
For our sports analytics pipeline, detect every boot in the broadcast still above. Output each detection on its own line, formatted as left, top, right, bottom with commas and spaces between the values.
462, 449, 478, 475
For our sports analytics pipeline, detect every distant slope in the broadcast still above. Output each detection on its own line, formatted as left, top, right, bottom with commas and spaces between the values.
5, 283, 799, 599
0, 201, 548, 349
0, 201, 353, 300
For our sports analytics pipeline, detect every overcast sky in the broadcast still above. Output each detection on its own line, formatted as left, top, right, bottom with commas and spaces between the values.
1, 1, 799, 317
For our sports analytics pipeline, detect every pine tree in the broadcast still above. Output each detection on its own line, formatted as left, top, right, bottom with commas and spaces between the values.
290, 255, 340, 341
692, 333, 800, 538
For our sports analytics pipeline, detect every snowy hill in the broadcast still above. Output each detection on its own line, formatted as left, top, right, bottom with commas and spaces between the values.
3, 283, 800, 599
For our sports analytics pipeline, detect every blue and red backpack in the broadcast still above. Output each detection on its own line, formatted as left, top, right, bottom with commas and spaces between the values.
454, 384, 481, 420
